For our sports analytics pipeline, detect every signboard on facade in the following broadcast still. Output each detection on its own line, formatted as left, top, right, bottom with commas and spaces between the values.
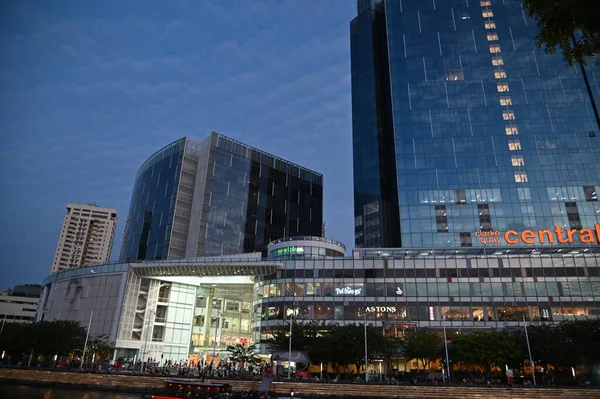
475, 224, 600, 245
365, 306, 397, 313
334, 286, 363, 296
276, 246, 304, 255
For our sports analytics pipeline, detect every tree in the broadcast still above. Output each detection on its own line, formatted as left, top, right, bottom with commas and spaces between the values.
0, 320, 86, 365
511, 323, 572, 371
452, 332, 522, 379
559, 319, 600, 370
87, 335, 114, 366
378, 336, 404, 378
403, 331, 442, 371
33, 320, 86, 360
226, 343, 262, 369
523, 0, 600, 65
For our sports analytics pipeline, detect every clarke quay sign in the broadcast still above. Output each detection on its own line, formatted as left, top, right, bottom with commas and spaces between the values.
475, 224, 600, 245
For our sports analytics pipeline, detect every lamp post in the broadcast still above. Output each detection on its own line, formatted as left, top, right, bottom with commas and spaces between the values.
363, 311, 368, 382
212, 309, 221, 359
287, 304, 294, 379
79, 310, 97, 370
523, 315, 536, 386
140, 309, 156, 373
0, 312, 16, 336
442, 314, 451, 383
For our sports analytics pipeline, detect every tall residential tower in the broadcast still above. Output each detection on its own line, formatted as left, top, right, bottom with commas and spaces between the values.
119, 132, 323, 261
351, 0, 600, 248
51, 203, 117, 272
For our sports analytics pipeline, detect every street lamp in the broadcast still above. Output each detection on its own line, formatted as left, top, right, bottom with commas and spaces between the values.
80, 310, 99, 370
140, 309, 156, 373
212, 309, 221, 359
0, 312, 16, 336
442, 314, 451, 383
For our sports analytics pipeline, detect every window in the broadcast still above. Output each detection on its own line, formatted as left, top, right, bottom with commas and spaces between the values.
565, 202, 582, 229
584, 186, 598, 201
500, 97, 513, 106
508, 140, 522, 150
487, 33, 499, 41
489, 44, 501, 53
505, 125, 518, 134
495, 70, 507, 79
460, 232, 472, 247
514, 172, 528, 183
482, 11, 494, 18
502, 110, 516, 120
478, 204, 492, 230
511, 156, 525, 166
193, 315, 205, 327
480, 0, 491, 5
455, 189, 467, 205
497, 83, 510, 92
445, 70, 464, 81
226, 300, 239, 311
492, 56, 504, 66
435, 205, 448, 233
485, 21, 496, 29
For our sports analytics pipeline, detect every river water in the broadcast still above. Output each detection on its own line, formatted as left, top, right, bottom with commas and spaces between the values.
0, 385, 141, 398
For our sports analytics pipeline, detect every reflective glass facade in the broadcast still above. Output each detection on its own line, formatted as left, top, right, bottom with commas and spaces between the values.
254, 247, 600, 340
351, 0, 600, 249
120, 133, 323, 261
120, 138, 185, 261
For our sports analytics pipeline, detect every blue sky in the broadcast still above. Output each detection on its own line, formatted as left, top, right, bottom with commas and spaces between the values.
0, 0, 357, 288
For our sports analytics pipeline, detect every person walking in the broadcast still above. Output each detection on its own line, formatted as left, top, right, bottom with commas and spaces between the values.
506, 369, 514, 387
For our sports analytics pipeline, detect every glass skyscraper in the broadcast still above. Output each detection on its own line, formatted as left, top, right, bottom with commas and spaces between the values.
120, 132, 323, 261
351, 0, 600, 249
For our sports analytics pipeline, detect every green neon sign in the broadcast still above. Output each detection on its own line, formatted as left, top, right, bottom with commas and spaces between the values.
277, 246, 297, 255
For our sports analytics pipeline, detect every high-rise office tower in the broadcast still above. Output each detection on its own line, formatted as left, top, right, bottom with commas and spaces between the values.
51, 204, 118, 272
119, 132, 323, 262
351, 0, 600, 248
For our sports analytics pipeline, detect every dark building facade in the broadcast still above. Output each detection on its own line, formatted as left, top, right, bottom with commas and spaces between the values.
120, 132, 323, 261
351, 0, 600, 249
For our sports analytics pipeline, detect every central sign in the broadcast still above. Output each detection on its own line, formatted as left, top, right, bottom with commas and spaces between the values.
474, 224, 600, 245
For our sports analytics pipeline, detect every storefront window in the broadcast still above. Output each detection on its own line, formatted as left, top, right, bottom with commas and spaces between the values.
322, 282, 333, 296
442, 306, 470, 321
472, 307, 485, 321
497, 306, 528, 321
315, 305, 334, 320
306, 282, 320, 296
552, 307, 587, 319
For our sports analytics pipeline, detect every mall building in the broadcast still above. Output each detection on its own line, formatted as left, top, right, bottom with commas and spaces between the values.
37, 235, 600, 370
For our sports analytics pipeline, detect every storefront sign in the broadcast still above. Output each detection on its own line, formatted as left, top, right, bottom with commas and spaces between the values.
365, 306, 397, 313
334, 286, 362, 296
276, 246, 303, 255
475, 224, 600, 245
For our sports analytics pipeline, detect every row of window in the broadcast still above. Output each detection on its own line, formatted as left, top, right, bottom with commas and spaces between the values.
256, 280, 600, 299
266, 265, 600, 280
256, 303, 599, 322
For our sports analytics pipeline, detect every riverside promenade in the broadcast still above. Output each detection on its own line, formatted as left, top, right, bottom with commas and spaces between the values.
1, 368, 599, 399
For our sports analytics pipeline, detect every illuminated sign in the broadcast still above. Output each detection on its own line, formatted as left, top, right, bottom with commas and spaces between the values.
276, 246, 304, 255
475, 224, 600, 245
365, 306, 397, 313
334, 286, 362, 296
475, 230, 501, 245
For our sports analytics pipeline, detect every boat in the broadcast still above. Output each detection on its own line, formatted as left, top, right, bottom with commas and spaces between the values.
141, 379, 233, 399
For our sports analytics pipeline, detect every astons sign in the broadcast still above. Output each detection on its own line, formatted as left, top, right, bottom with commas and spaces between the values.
475, 224, 600, 245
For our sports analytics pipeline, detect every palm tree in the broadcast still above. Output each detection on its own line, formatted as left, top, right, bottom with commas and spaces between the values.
226, 343, 262, 372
